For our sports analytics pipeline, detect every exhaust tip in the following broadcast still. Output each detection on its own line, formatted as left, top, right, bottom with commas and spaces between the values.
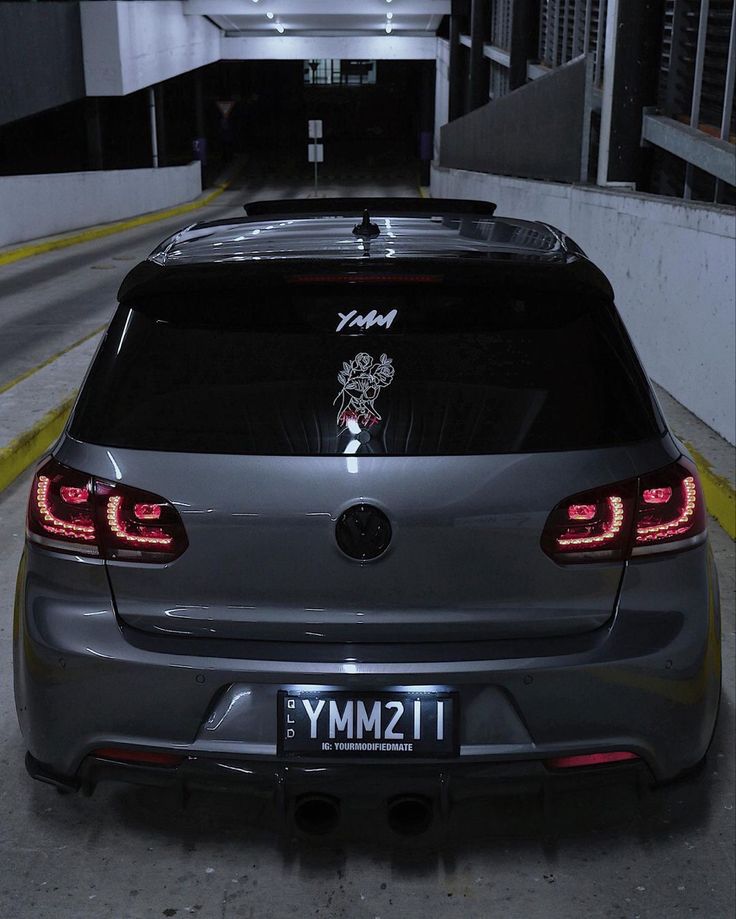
387, 794, 434, 836
293, 794, 340, 835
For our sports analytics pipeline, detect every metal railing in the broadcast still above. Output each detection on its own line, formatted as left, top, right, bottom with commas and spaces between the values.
539, 0, 607, 86
656, 0, 736, 198
460, 0, 735, 198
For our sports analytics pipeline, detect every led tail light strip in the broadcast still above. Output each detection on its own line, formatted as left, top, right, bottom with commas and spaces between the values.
636, 477, 697, 542
106, 496, 173, 547
557, 497, 624, 547
35, 476, 96, 541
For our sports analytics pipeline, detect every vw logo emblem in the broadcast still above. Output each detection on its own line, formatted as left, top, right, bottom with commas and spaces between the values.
336, 504, 392, 561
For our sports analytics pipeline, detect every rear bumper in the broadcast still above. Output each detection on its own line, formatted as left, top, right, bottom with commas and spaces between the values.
27, 750, 655, 804
14, 542, 721, 788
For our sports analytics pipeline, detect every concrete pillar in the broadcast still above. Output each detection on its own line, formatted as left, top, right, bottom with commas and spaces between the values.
194, 70, 205, 138
147, 86, 159, 168
419, 60, 435, 184
155, 84, 167, 168
468, 0, 490, 111
85, 98, 104, 170
448, 13, 465, 120
604, 0, 665, 185
509, 0, 539, 91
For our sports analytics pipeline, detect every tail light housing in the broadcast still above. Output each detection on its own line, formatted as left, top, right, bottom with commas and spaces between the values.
27, 457, 188, 563
541, 458, 706, 563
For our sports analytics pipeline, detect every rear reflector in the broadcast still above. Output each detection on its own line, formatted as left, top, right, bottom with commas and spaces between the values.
546, 751, 639, 769
93, 748, 183, 767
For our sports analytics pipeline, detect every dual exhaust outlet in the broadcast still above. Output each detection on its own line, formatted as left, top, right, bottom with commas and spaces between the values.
293, 793, 434, 837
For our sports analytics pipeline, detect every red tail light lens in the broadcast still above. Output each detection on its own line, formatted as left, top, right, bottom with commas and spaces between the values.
541, 480, 636, 562
28, 461, 97, 555
633, 458, 705, 554
27, 458, 188, 563
542, 459, 706, 563
95, 480, 187, 561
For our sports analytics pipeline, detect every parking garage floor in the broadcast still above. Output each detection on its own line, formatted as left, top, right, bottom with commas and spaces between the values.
0, 174, 734, 919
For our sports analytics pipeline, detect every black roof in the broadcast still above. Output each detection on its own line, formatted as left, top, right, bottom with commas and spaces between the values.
118, 198, 613, 301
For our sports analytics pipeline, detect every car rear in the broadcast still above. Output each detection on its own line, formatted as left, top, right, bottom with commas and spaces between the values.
14, 205, 721, 806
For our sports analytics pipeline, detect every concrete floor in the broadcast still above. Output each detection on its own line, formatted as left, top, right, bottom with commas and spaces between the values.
0, 175, 734, 918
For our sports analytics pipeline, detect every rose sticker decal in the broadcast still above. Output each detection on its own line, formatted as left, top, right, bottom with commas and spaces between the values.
335, 352, 395, 432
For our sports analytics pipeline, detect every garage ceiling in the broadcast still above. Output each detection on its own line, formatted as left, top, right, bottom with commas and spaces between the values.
183, 0, 450, 37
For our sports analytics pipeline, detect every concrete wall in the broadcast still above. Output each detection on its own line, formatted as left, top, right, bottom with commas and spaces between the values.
439, 55, 594, 183
80, 1, 220, 96
220, 35, 438, 60
434, 39, 450, 163
432, 164, 736, 445
0, 1, 85, 126
0, 162, 202, 248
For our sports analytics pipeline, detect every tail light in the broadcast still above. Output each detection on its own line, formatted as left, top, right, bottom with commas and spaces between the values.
27, 457, 188, 563
541, 479, 637, 562
634, 458, 706, 553
541, 459, 706, 563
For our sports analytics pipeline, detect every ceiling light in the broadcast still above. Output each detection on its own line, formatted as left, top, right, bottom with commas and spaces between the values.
385, 23, 393, 33
387, 12, 393, 19
276, 22, 284, 33
266, 11, 274, 18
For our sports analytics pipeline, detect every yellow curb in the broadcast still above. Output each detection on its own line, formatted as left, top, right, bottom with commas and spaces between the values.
0, 396, 75, 493
685, 441, 736, 540
418, 185, 429, 199
0, 326, 105, 398
0, 178, 232, 268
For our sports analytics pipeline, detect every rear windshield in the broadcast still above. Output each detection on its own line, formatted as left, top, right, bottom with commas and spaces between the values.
70, 285, 661, 455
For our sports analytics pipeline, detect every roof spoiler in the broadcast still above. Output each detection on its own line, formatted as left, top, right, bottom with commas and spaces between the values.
242, 197, 497, 218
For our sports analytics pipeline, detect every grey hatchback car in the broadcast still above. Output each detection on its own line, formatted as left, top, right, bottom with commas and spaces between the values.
14, 198, 721, 828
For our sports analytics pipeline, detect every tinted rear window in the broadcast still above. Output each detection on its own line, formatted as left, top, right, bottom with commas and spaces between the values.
71, 285, 661, 455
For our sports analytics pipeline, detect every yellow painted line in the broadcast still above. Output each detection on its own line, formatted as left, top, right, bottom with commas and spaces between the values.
0, 178, 233, 269
0, 325, 105, 397
0, 396, 75, 493
685, 441, 736, 540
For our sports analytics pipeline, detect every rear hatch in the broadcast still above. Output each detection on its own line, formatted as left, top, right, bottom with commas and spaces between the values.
66, 274, 668, 644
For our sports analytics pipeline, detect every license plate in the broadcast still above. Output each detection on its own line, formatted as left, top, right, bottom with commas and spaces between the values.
277, 691, 458, 757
